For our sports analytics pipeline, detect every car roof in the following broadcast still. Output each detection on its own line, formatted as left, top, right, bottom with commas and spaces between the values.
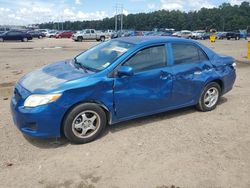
114, 36, 193, 45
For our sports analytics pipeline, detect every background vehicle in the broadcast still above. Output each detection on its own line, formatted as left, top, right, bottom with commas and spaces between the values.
191, 31, 203, 39
36, 29, 50, 36
11, 37, 236, 144
0, 30, 32, 42
180, 30, 192, 38
27, 31, 45, 39
46, 31, 58, 38
216, 32, 227, 39
172, 30, 192, 38
72, 29, 106, 42
226, 31, 241, 40
55, 31, 73, 38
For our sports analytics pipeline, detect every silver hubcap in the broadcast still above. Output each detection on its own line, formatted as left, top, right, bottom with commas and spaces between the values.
72, 110, 100, 138
204, 87, 219, 108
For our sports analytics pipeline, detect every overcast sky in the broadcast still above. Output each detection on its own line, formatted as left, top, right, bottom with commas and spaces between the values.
0, 0, 247, 25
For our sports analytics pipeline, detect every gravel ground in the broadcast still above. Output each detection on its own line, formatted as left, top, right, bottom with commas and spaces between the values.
0, 38, 250, 188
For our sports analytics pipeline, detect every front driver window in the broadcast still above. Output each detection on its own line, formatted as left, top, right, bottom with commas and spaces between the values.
123, 45, 167, 73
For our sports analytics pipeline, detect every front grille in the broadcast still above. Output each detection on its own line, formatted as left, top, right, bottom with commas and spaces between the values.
14, 88, 22, 102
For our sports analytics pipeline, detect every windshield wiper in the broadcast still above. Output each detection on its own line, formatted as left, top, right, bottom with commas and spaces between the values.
73, 58, 88, 73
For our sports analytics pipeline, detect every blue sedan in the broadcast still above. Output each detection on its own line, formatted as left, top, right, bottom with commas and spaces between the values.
10, 36, 236, 143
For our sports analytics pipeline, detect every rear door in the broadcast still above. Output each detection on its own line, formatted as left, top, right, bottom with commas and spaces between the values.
84, 30, 91, 39
114, 44, 173, 120
90, 30, 96, 39
170, 43, 213, 106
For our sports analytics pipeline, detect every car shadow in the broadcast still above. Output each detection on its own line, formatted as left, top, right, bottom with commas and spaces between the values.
103, 96, 228, 136
24, 96, 228, 148
23, 135, 69, 149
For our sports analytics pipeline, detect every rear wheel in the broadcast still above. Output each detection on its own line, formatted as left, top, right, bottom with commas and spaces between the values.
22, 37, 28, 42
196, 82, 221, 112
100, 36, 105, 42
63, 103, 107, 144
236, 36, 240, 40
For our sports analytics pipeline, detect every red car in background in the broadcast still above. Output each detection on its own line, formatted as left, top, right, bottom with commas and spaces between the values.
55, 31, 73, 38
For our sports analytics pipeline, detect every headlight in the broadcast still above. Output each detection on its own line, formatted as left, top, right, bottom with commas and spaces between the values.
24, 94, 62, 107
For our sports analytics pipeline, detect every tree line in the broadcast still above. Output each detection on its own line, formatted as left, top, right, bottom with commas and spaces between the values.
39, 2, 250, 32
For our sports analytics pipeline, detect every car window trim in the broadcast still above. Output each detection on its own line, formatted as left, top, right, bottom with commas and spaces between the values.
109, 43, 168, 77
170, 42, 209, 66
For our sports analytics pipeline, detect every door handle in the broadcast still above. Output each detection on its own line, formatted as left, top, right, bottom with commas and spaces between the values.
160, 71, 171, 80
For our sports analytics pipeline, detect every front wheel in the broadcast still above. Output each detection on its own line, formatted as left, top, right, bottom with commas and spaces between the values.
22, 37, 28, 42
77, 37, 83, 42
63, 103, 107, 144
196, 82, 221, 112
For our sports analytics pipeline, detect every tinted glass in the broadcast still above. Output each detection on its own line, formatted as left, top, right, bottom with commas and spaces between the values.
86, 30, 90, 34
75, 40, 134, 71
91, 30, 95, 33
124, 45, 167, 73
172, 44, 208, 64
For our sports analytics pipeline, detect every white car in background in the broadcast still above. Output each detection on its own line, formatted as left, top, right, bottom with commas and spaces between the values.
172, 30, 192, 38
72, 29, 107, 42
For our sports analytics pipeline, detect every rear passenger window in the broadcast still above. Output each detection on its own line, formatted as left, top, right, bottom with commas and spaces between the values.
123, 45, 167, 73
172, 44, 208, 64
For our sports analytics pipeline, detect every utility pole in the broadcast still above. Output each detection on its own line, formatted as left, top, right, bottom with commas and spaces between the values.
61, 15, 64, 30
115, 6, 118, 31
120, 5, 123, 32
114, 2, 123, 32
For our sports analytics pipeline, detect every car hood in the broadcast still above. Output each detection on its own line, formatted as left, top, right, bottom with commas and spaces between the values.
19, 60, 93, 93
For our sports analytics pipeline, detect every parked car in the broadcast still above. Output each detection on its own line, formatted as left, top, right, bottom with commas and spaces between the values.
46, 31, 58, 38
10, 36, 236, 144
0, 30, 32, 42
226, 31, 241, 40
27, 31, 45, 39
216, 32, 227, 39
111, 31, 125, 39
191, 31, 203, 39
172, 31, 181, 37
72, 29, 106, 42
36, 29, 50, 36
239, 30, 247, 40
55, 31, 73, 39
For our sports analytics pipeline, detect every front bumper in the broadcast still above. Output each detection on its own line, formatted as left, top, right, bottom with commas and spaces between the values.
10, 84, 64, 138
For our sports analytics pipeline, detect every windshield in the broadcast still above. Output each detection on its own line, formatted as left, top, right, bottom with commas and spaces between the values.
75, 40, 134, 71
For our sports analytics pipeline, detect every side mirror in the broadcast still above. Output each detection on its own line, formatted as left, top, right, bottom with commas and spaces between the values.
117, 66, 134, 77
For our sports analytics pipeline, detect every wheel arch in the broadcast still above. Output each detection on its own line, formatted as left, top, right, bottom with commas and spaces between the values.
196, 78, 224, 104
60, 100, 112, 136
209, 79, 224, 93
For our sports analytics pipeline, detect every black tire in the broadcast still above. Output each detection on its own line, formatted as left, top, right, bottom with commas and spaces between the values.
236, 36, 240, 40
77, 37, 83, 42
22, 37, 28, 42
100, 36, 105, 42
196, 82, 221, 112
63, 103, 107, 144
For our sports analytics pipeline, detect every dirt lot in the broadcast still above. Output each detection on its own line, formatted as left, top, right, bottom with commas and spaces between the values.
0, 38, 250, 188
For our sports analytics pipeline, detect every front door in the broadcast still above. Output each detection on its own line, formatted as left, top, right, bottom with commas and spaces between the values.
114, 44, 173, 120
